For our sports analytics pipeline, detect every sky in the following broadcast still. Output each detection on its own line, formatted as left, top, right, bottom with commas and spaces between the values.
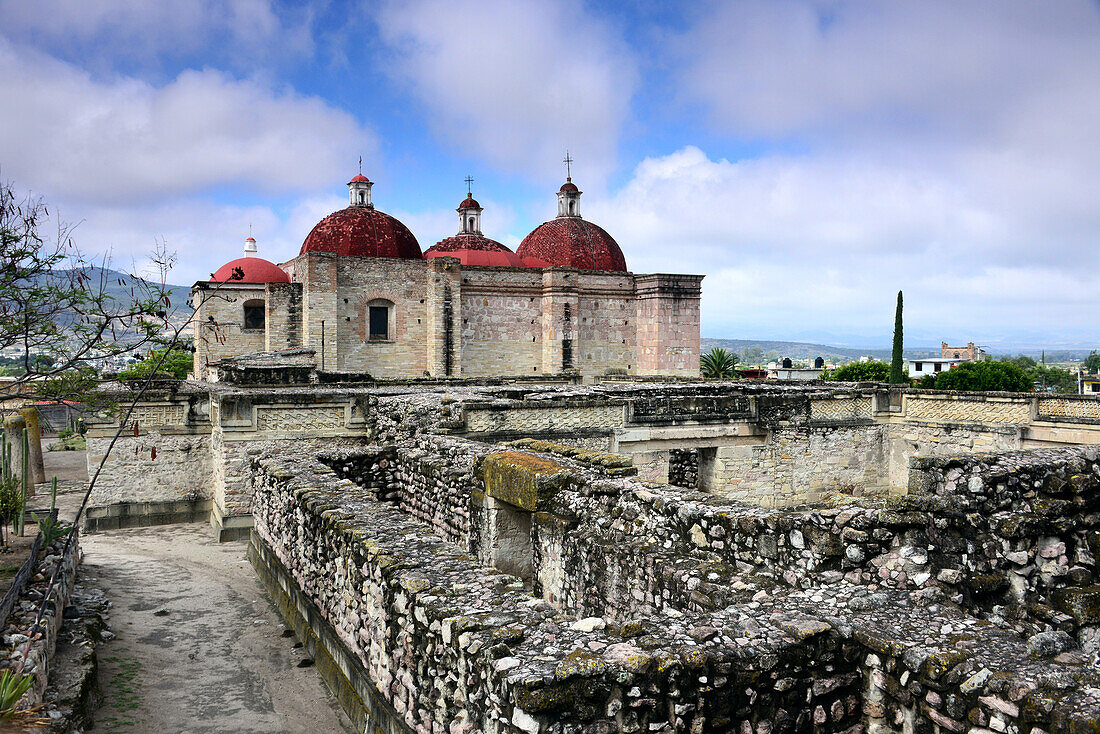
1, 0, 1099, 350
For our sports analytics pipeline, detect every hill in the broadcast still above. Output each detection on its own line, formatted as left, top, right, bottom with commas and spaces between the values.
701, 338, 944, 363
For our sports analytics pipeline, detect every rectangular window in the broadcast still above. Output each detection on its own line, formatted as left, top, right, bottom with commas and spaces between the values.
243, 304, 265, 330
914, 362, 923, 371
934, 362, 942, 372
1092, 383, 1100, 393
369, 305, 389, 341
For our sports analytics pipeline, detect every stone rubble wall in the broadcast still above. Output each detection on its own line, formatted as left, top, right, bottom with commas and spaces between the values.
246, 437, 1100, 733
246, 447, 880, 734
519, 440, 1100, 654
0, 528, 81, 709
909, 446, 1100, 651
668, 448, 698, 488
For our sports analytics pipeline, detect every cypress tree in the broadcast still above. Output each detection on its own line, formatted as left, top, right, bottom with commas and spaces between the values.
890, 290, 906, 384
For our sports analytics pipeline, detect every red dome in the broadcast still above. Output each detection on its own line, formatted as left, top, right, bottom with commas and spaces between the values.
300, 207, 422, 259
517, 218, 627, 272
211, 257, 290, 284
349, 174, 371, 183
427, 233, 512, 254
425, 249, 526, 267
521, 256, 551, 268
458, 197, 481, 209
559, 181, 579, 193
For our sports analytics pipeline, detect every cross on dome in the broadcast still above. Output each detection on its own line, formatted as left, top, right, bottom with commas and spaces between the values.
458, 176, 483, 234
557, 153, 582, 218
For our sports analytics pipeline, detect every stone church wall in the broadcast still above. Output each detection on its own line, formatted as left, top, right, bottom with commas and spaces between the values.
460, 266, 544, 377
333, 256, 432, 377
192, 283, 268, 377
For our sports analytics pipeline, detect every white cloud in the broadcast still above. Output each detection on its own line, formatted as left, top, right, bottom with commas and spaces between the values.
374, 0, 637, 187
648, 1, 1100, 344
677, 1, 1100, 144
590, 146, 1100, 345
0, 40, 374, 205
0, 0, 312, 70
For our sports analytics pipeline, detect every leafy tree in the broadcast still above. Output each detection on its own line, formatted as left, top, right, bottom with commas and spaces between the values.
931, 360, 1032, 392
118, 347, 193, 381
0, 179, 174, 410
701, 347, 738, 378
890, 290, 906, 384
741, 346, 765, 365
820, 361, 891, 382
1030, 364, 1077, 394
1082, 350, 1100, 374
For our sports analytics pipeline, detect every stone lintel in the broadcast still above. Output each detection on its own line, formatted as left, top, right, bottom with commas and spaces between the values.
481, 451, 570, 511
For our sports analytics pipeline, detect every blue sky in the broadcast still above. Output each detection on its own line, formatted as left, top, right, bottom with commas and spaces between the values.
1, 0, 1099, 349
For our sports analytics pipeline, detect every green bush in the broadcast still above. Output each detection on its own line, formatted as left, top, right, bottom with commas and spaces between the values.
931, 360, 1032, 392
118, 347, 192, 381
820, 361, 891, 382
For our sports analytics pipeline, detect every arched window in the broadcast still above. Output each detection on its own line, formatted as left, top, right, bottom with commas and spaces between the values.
243, 299, 265, 330
568, 201, 575, 215
367, 298, 394, 341
358, 191, 365, 204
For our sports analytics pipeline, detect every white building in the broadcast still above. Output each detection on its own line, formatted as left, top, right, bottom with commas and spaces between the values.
907, 357, 969, 379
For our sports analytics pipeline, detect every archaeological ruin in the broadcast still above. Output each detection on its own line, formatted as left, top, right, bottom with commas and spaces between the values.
76, 359, 1100, 733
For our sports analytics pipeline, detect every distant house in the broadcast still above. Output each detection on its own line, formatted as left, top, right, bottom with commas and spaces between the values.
941, 342, 986, 361
1080, 373, 1100, 395
768, 356, 826, 380
908, 357, 969, 379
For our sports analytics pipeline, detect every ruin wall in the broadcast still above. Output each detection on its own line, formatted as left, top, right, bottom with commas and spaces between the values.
246, 433, 1100, 733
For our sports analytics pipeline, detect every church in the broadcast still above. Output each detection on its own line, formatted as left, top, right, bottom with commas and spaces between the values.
191, 171, 703, 381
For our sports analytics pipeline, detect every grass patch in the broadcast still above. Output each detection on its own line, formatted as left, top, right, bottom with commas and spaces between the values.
47, 435, 86, 452
98, 653, 144, 730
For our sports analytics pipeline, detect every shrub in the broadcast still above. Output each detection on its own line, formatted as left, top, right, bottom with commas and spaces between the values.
118, 347, 192, 381
931, 360, 1032, 392
820, 361, 891, 382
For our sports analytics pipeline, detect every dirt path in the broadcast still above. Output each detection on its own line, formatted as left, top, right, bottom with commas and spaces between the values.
82, 524, 353, 733
38, 446, 351, 732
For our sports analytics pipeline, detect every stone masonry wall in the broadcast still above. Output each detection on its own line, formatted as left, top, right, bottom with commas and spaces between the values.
87, 432, 212, 504
247, 447, 894, 734
192, 283, 268, 376
246, 431, 1100, 733
705, 424, 888, 507
884, 421, 1021, 489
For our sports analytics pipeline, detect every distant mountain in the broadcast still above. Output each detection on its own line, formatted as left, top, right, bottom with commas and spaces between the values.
701, 338, 934, 362
702, 337, 1097, 365
52, 266, 192, 316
